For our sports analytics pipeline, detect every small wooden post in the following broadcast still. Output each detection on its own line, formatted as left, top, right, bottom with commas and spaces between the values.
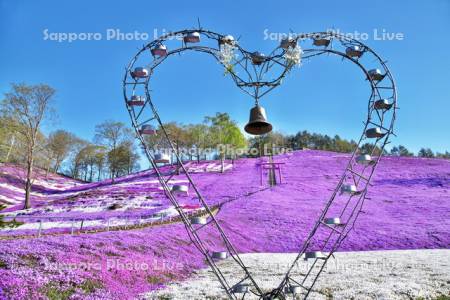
38, 220, 42, 238
278, 165, 283, 184
80, 220, 84, 233
260, 164, 263, 186
71, 220, 75, 235
107, 219, 110, 231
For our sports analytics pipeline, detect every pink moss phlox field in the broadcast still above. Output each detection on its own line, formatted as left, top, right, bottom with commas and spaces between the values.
0, 151, 449, 299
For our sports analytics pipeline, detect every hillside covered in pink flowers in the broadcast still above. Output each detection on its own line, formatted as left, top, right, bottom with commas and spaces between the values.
0, 150, 449, 299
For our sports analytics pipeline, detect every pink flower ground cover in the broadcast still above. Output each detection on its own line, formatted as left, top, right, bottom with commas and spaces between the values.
0, 150, 448, 299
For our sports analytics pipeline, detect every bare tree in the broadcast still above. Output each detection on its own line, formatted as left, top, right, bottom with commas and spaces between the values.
2, 83, 55, 209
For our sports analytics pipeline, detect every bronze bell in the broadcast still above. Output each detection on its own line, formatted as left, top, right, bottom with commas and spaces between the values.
244, 105, 273, 135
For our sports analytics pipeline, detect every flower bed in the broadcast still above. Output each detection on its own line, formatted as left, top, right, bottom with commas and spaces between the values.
0, 151, 448, 299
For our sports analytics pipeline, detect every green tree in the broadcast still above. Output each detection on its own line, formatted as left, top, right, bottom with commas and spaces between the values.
249, 131, 287, 157
398, 145, 413, 157
390, 146, 400, 156
0, 117, 18, 162
70, 143, 108, 182
94, 120, 134, 181
108, 142, 139, 178
84, 145, 106, 181
435, 151, 450, 159
0, 205, 22, 229
293, 130, 313, 149
68, 138, 89, 179
162, 122, 189, 174
205, 112, 246, 172
359, 143, 383, 156
333, 135, 356, 153
185, 124, 211, 162
93, 146, 107, 181
73, 144, 91, 181
225, 126, 247, 158
418, 148, 434, 158
47, 130, 77, 172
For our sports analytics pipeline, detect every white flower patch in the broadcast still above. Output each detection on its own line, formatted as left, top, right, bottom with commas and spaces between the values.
284, 45, 302, 66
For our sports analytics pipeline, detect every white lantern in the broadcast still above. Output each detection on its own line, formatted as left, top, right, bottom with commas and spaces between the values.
127, 95, 145, 106
374, 99, 393, 110
190, 216, 207, 225
304, 251, 326, 260
151, 44, 167, 57
313, 37, 331, 47
341, 184, 358, 194
212, 251, 227, 259
368, 69, 385, 81
154, 153, 170, 164
324, 217, 341, 225
171, 184, 188, 195
356, 154, 373, 165
232, 284, 249, 293
184, 32, 200, 43
280, 37, 297, 49
139, 124, 157, 135
365, 127, 386, 138
251, 51, 266, 65
219, 35, 235, 46
346, 45, 363, 58
131, 67, 149, 78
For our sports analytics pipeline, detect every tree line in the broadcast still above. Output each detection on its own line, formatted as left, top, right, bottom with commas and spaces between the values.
0, 84, 249, 211
249, 130, 450, 159
0, 84, 143, 208
0, 83, 448, 209
0, 118, 140, 184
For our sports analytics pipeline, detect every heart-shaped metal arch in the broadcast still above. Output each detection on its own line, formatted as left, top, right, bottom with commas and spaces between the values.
122, 29, 397, 299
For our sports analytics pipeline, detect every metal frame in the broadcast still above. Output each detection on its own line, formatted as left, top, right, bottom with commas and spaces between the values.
122, 29, 397, 299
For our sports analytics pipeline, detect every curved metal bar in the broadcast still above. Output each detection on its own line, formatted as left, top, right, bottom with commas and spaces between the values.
270, 32, 396, 299
122, 29, 397, 300
124, 30, 271, 299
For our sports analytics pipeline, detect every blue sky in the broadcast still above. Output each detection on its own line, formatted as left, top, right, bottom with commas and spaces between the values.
1, 0, 449, 155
